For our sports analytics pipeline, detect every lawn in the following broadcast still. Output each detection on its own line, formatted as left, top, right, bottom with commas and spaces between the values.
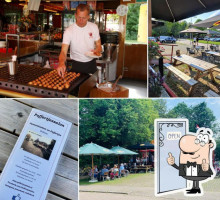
80, 173, 153, 187
125, 40, 146, 44
188, 39, 220, 45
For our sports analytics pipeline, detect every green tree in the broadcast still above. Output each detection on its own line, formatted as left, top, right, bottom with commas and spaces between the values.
79, 99, 161, 168
193, 19, 206, 31
126, 4, 141, 40
152, 20, 190, 37
166, 102, 218, 134
79, 99, 159, 148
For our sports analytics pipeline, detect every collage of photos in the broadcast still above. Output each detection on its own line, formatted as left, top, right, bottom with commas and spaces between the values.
0, 0, 220, 200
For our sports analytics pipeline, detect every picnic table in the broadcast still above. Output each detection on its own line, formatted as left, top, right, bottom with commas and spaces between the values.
173, 54, 218, 83
130, 165, 153, 173
206, 51, 220, 56
0, 99, 78, 200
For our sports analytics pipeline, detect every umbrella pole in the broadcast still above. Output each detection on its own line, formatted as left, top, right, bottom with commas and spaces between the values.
118, 155, 119, 165
100, 155, 101, 166
92, 154, 94, 179
89, 154, 97, 182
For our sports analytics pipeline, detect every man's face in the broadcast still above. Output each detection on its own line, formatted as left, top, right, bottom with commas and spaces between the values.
179, 134, 213, 164
75, 10, 89, 27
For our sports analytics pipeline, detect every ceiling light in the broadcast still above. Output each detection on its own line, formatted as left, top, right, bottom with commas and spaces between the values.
5, 0, 12, 3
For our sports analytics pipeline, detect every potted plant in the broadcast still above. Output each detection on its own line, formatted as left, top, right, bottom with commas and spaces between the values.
148, 40, 162, 61
149, 65, 164, 97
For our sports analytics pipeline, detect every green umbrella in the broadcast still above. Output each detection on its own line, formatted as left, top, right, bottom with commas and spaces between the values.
110, 146, 138, 165
79, 142, 115, 182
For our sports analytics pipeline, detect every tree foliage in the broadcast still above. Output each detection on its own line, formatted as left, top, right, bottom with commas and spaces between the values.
126, 4, 141, 40
79, 100, 220, 167
166, 102, 218, 133
152, 20, 189, 37
79, 99, 159, 148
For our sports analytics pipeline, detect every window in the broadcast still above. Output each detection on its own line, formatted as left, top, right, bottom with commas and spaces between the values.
125, 3, 147, 44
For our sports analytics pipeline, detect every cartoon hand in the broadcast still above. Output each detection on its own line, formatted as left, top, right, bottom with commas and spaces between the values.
167, 152, 175, 165
202, 159, 209, 171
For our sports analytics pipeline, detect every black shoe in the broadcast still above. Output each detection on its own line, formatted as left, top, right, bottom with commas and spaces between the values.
186, 188, 201, 194
186, 188, 193, 191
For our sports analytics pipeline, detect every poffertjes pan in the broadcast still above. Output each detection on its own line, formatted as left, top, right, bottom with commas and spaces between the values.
28, 70, 80, 91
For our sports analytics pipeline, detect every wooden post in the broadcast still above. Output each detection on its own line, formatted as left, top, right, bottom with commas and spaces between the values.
118, 155, 120, 165
148, 0, 152, 37
91, 154, 94, 179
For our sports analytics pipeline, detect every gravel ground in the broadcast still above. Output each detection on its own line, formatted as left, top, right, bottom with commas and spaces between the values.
79, 173, 220, 200
151, 39, 220, 97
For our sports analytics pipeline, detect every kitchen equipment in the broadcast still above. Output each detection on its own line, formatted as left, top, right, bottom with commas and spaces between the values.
0, 41, 6, 48
0, 65, 91, 98
98, 32, 120, 81
8, 61, 17, 75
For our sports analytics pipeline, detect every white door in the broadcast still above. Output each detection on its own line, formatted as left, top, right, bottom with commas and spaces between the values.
155, 119, 188, 195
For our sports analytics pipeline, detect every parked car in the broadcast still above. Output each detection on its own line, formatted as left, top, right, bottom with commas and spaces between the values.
209, 38, 216, 41
215, 38, 220, 42
148, 37, 156, 42
159, 36, 176, 43
204, 36, 210, 41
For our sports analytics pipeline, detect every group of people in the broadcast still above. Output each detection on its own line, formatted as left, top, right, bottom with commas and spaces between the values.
193, 36, 199, 46
90, 163, 129, 181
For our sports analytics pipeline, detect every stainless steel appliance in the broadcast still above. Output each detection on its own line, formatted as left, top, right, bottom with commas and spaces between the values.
98, 32, 120, 81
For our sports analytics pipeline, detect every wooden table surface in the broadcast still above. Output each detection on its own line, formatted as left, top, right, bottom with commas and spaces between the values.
173, 54, 217, 72
173, 54, 218, 83
206, 51, 220, 56
0, 99, 78, 200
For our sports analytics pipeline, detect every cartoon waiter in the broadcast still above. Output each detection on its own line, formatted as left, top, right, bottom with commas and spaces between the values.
167, 127, 216, 195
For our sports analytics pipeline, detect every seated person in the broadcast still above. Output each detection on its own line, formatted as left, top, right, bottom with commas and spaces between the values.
89, 165, 98, 179
119, 163, 124, 176
106, 164, 111, 170
110, 165, 118, 179
100, 165, 109, 179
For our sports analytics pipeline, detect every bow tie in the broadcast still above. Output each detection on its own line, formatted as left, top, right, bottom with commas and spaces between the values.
187, 161, 197, 168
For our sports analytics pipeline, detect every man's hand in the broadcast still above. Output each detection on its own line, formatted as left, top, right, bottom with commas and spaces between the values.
167, 152, 175, 165
202, 159, 209, 171
57, 63, 66, 78
92, 39, 102, 56
91, 49, 101, 56
57, 44, 69, 78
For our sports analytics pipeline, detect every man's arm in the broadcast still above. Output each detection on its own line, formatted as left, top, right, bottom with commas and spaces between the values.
93, 39, 102, 55
57, 44, 69, 77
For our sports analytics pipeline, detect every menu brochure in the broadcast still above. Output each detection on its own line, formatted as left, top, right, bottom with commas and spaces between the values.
0, 108, 72, 200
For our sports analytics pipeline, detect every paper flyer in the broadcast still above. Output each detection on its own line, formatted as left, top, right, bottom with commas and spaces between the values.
0, 108, 72, 200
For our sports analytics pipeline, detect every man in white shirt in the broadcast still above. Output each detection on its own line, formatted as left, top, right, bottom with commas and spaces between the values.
57, 4, 102, 77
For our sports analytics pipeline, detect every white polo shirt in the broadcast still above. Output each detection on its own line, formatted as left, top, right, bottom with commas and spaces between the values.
62, 22, 100, 62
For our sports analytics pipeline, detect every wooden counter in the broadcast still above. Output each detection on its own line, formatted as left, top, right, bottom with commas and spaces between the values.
0, 40, 48, 61
0, 99, 78, 200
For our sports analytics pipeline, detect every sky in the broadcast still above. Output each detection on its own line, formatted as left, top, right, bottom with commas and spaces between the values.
184, 9, 220, 24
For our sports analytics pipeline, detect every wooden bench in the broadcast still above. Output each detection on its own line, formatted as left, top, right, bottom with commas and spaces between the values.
164, 63, 198, 96
204, 90, 220, 97
213, 68, 220, 80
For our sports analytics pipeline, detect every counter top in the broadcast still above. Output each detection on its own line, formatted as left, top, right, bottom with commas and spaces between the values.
0, 41, 49, 61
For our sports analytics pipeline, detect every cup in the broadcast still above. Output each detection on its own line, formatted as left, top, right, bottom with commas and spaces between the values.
8, 61, 17, 75
12, 55, 17, 62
